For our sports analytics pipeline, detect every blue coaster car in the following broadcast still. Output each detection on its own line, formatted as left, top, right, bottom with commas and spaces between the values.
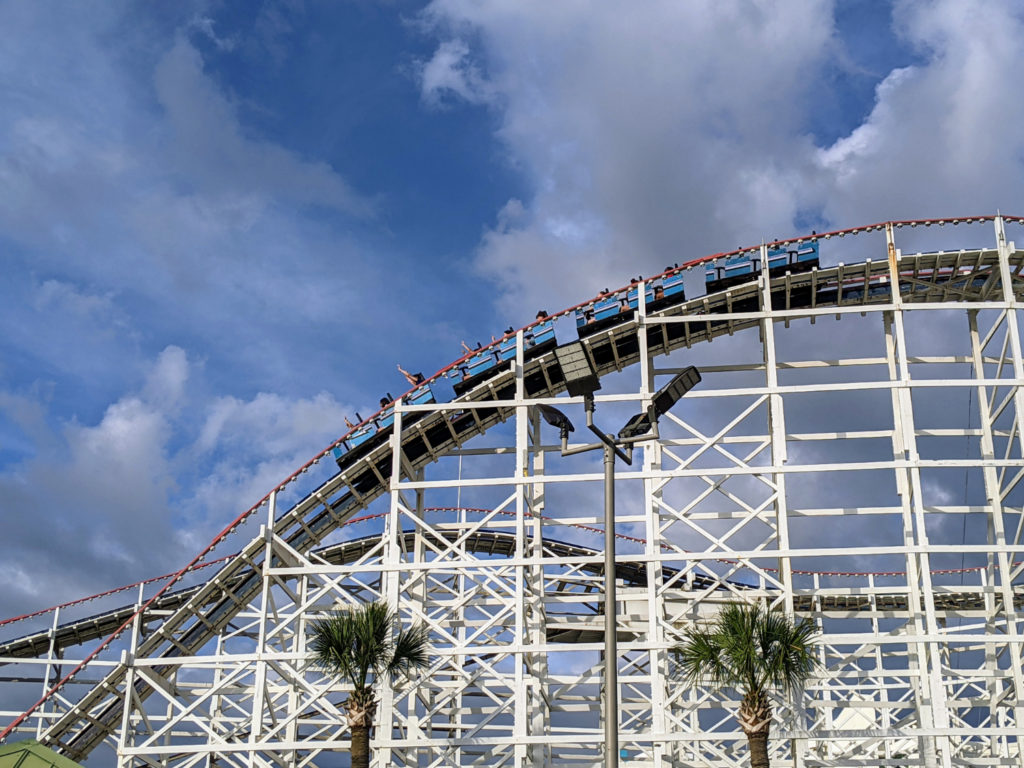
406, 382, 435, 406
767, 241, 819, 274
376, 384, 435, 431
765, 245, 791, 271
647, 271, 687, 311
499, 321, 558, 363
706, 240, 819, 294
497, 335, 518, 362
594, 295, 622, 321
530, 319, 556, 348
451, 348, 500, 395
576, 293, 627, 337
377, 382, 435, 430
626, 285, 655, 309
334, 383, 437, 470
330, 420, 376, 466
466, 349, 499, 378
662, 272, 686, 299
348, 422, 377, 447
705, 253, 757, 291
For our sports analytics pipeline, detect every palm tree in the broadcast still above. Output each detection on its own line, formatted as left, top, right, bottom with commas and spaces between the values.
672, 602, 817, 768
309, 601, 429, 768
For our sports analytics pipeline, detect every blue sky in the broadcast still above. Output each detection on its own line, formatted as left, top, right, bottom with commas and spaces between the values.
2, 0, 1024, 619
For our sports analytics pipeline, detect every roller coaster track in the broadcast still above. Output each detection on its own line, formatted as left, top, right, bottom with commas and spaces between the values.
0, 527, 717, 662
4, 215, 1024, 766
5, 526, 1024, 665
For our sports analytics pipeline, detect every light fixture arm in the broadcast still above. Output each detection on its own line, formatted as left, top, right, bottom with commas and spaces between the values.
561, 394, 633, 464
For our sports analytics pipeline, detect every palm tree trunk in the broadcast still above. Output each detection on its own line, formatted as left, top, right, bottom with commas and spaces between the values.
350, 724, 371, 768
747, 730, 770, 768
346, 688, 377, 768
739, 690, 772, 768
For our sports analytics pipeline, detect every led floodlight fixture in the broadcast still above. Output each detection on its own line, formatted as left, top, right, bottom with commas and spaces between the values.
652, 366, 701, 417
617, 366, 702, 439
537, 403, 574, 436
617, 411, 653, 440
554, 341, 601, 397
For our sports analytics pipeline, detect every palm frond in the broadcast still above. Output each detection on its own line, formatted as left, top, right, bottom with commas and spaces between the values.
387, 622, 430, 680
672, 601, 818, 700
717, 603, 761, 690
308, 601, 431, 690
674, 625, 733, 688
309, 610, 360, 682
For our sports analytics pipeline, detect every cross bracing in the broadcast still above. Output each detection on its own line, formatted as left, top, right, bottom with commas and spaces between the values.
2, 216, 1024, 766
0, 528, 729, 662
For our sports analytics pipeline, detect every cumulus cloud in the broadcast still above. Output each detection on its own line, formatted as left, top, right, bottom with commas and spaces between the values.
154, 37, 372, 217
0, 5, 388, 403
143, 345, 190, 411
417, 0, 835, 314
0, 345, 354, 618
0, 5, 405, 619
419, 0, 1024, 316
0, 349, 184, 613
196, 391, 349, 457
178, 390, 353, 551
818, 0, 1024, 222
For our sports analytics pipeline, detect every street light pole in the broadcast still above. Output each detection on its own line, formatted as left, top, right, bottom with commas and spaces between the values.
603, 440, 619, 766
561, 398, 632, 768
539, 351, 700, 767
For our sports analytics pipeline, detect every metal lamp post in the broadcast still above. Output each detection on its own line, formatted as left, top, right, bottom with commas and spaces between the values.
542, 343, 701, 767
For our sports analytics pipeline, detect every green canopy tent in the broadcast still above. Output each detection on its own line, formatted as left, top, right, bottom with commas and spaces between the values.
0, 740, 83, 768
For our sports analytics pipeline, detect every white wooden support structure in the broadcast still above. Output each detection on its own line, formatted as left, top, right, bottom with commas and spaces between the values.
1, 216, 1024, 767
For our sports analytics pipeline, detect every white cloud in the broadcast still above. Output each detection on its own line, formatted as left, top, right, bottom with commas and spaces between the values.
144, 345, 190, 410
180, 390, 353, 552
67, 397, 173, 504
32, 279, 121, 322
0, 7, 387, 401
190, 15, 237, 52
196, 391, 350, 457
0, 344, 355, 616
0, 6, 400, 618
419, 39, 496, 107
419, 0, 1024, 316
0, 5, 404, 617
0, 350, 184, 610
419, 0, 836, 315
154, 37, 372, 218
818, 0, 1024, 223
